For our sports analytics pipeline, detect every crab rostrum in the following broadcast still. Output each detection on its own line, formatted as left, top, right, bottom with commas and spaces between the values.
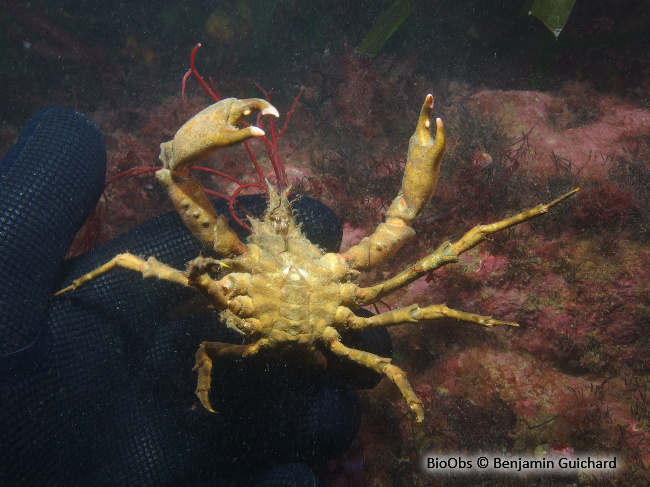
56, 96, 577, 422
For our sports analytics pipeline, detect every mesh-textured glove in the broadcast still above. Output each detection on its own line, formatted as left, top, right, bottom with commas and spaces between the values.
0, 107, 390, 487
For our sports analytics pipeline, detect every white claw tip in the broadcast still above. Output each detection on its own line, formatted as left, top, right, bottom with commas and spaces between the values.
262, 106, 280, 118
250, 127, 265, 137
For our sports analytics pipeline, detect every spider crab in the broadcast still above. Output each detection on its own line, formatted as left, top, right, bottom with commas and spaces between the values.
56, 95, 577, 422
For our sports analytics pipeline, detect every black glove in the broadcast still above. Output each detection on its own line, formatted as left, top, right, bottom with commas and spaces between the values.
0, 107, 390, 487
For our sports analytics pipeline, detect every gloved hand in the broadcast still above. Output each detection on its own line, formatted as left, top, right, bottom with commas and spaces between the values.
0, 107, 390, 487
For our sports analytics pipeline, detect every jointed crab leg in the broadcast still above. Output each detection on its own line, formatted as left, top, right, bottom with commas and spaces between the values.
336, 302, 518, 332
54, 252, 232, 309
54, 253, 190, 296
194, 340, 265, 412
326, 301, 518, 423
342, 94, 445, 271
321, 326, 424, 421
353, 188, 580, 305
326, 298, 518, 423
55, 252, 264, 339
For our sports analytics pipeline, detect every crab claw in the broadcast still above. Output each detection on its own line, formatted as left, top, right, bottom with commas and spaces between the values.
159, 98, 279, 171
401, 94, 445, 221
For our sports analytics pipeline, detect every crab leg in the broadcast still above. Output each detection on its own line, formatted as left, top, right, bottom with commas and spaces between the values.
54, 253, 232, 312
193, 340, 265, 412
156, 98, 279, 257
342, 94, 445, 271
321, 326, 424, 422
353, 188, 580, 305
335, 303, 518, 332
327, 300, 518, 422
54, 253, 189, 296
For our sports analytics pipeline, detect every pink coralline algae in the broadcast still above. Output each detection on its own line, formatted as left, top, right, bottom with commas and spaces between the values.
470, 88, 650, 179
344, 83, 650, 485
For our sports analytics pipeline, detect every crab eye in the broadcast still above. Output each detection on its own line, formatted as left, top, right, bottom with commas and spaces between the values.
271, 215, 289, 235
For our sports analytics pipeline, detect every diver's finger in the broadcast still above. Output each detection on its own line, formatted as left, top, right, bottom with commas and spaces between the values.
0, 107, 105, 353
